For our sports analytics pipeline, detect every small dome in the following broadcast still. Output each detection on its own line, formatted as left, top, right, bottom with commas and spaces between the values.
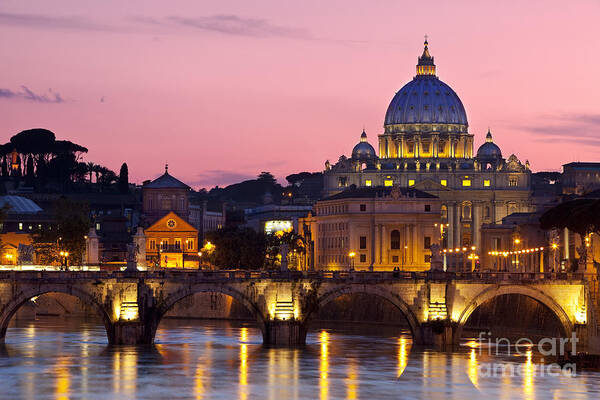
0, 195, 42, 214
352, 130, 376, 162
476, 130, 502, 159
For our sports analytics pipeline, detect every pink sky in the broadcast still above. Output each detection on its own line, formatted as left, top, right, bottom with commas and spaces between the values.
1, 0, 599, 189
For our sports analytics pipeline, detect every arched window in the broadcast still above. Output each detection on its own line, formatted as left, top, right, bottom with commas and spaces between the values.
462, 203, 471, 220
484, 206, 490, 218
391, 230, 401, 249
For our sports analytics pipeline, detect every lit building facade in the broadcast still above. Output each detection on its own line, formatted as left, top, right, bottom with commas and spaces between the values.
144, 211, 199, 269
141, 166, 199, 268
300, 186, 441, 271
323, 40, 533, 251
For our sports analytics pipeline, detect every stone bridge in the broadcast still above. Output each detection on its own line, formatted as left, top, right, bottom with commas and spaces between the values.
0, 270, 596, 349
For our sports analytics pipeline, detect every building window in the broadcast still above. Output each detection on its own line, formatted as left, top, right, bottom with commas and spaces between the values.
424, 236, 431, 249
360, 204, 366, 212
484, 179, 491, 187
359, 254, 366, 263
392, 255, 399, 263
509, 177, 518, 187
408, 179, 415, 186
424, 204, 431, 212
96, 222, 101, 231
359, 236, 367, 249
462, 179, 471, 187
485, 206, 490, 218
441, 205, 448, 219
365, 180, 372, 187
391, 230, 401, 249
338, 176, 347, 187
425, 254, 431, 263
440, 179, 447, 186
149, 240, 156, 250
384, 179, 393, 187
161, 240, 168, 250
187, 239, 194, 250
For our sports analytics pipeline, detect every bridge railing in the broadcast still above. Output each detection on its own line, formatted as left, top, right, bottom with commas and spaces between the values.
0, 269, 594, 283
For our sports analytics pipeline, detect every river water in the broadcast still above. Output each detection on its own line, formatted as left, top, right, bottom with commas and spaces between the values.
1, 318, 599, 399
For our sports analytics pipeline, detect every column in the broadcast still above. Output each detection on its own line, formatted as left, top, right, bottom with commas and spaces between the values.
370, 221, 376, 270
404, 224, 410, 266
563, 228, 570, 260
454, 203, 461, 247
416, 137, 421, 158
374, 224, 381, 267
381, 225, 387, 266
447, 205, 454, 248
400, 137, 404, 158
472, 202, 481, 250
410, 224, 415, 264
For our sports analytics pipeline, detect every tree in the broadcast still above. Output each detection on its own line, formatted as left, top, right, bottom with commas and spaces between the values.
86, 162, 96, 183
204, 227, 268, 269
258, 171, 276, 185
540, 199, 600, 237
32, 198, 90, 265
118, 163, 129, 193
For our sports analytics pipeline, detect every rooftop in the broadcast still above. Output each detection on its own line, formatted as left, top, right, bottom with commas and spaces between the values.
323, 186, 438, 201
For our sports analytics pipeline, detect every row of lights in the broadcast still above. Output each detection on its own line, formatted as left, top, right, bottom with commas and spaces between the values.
487, 247, 544, 256
442, 246, 476, 254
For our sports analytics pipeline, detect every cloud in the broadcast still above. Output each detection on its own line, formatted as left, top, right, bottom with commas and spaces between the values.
0, 86, 65, 103
515, 113, 600, 146
190, 170, 256, 189
133, 14, 310, 39
0, 12, 115, 31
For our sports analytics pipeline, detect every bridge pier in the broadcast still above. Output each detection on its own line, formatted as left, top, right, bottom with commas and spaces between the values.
420, 321, 456, 349
263, 320, 306, 347
108, 321, 154, 345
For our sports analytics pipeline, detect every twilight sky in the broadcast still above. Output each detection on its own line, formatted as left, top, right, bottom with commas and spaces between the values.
1, 0, 599, 188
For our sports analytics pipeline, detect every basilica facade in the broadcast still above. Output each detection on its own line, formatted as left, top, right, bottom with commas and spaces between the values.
323, 40, 532, 254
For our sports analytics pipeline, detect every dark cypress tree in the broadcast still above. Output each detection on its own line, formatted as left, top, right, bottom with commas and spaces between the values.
118, 162, 129, 193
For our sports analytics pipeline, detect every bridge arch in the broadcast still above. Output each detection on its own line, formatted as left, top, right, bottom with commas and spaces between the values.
0, 285, 113, 343
454, 285, 574, 343
153, 284, 267, 342
303, 284, 422, 344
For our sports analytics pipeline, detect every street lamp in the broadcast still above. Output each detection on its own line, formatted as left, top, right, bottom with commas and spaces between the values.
348, 251, 356, 271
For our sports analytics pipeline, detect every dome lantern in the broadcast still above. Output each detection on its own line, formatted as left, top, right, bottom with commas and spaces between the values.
417, 38, 436, 76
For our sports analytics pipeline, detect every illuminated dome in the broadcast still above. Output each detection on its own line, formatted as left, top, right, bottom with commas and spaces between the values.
476, 130, 502, 159
384, 40, 468, 134
352, 130, 376, 162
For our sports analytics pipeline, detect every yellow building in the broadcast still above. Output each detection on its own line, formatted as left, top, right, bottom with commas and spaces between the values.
300, 186, 442, 271
145, 212, 199, 269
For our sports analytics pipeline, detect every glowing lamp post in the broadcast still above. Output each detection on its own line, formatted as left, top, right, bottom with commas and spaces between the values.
59, 251, 69, 270
348, 251, 356, 271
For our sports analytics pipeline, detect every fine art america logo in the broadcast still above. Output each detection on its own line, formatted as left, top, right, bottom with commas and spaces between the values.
470, 331, 578, 382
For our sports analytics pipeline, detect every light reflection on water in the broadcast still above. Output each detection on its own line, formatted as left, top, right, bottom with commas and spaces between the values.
0, 318, 599, 399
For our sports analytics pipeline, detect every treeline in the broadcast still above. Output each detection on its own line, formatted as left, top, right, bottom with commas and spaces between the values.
1, 128, 129, 193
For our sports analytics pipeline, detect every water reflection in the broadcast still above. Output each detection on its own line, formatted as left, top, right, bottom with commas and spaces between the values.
397, 336, 408, 377
239, 327, 248, 400
54, 357, 70, 400
0, 318, 598, 399
320, 330, 329, 400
